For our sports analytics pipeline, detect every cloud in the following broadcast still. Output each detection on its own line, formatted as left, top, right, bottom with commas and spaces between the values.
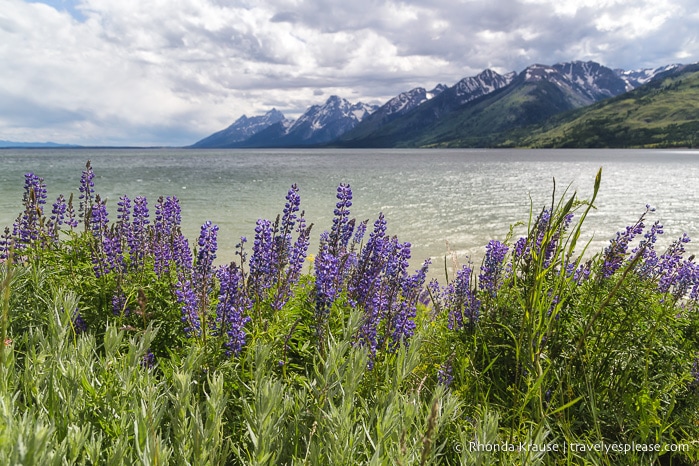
0, 0, 698, 145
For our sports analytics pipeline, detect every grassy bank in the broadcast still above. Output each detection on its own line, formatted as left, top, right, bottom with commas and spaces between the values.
1, 163, 698, 465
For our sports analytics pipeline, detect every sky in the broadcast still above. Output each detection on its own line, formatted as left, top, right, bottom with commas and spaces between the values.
1, 0, 698, 146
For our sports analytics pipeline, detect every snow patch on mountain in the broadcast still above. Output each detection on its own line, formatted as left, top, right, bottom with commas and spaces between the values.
615, 64, 682, 91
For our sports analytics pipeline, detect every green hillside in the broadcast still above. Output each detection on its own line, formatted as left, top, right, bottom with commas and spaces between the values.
522, 65, 699, 148
417, 79, 576, 147
339, 77, 581, 148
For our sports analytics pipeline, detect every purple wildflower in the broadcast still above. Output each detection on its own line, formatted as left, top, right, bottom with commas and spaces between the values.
116, 195, 132, 230
172, 233, 193, 273
445, 265, 481, 330
141, 350, 156, 369
314, 241, 340, 336
248, 218, 276, 299
195, 221, 218, 284
691, 356, 699, 388
329, 183, 353, 254
657, 234, 692, 293
89, 196, 112, 278
176, 278, 201, 337
78, 160, 95, 224
572, 260, 592, 284
152, 196, 185, 276
636, 220, 664, 278
437, 361, 454, 387
46, 194, 77, 240
479, 240, 509, 295
513, 236, 528, 260
601, 207, 649, 278
273, 214, 312, 310
129, 196, 150, 268
389, 258, 430, 349
281, 184, 301, 237
155, 196, 182, 237
176, 221, 218, 337
112, 290, 130, 316
0, 227, 12, 260
13, 173, 48, 245
71, 309, 88, 334
214, 263, 252, 356
349, 213, 388, 305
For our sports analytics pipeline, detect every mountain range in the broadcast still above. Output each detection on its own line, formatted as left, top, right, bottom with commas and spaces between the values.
191, 60, 697, 149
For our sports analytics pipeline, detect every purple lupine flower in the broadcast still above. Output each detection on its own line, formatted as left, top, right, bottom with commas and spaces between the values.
176, 221, 219, 337
235, 236, 248, 267
280, 184, 301, 237
314, 241, 340, 335
273, 214, 312, 311
329, 183, 353, 255
668, 260, 697, 300
214, 263, 252, 356
513, 236, 528, 260
288, 215, 311, 281
248, 218, 276, 300
89, 196, 109, 235
657, 233, 692, 293
445, 265, 481, 329
691, 356, 699, 388
195, 220, 218, 283
71, 309, 88, 334
129, 196, 150, 268
601, 207, 650, 278
78, 160, 95, 223
534, 208, 551, 254
88, 195, 124, 277
389, 258, 430, 349
479, 240, 509, 295
437, 361, 454, 387
176, 277, 201, 337
572, 260, 592, 284
115, 195, 132, 243
104, 233, 125, 274
155, 196, 182, 237
0, 227, 13, 261
172, 233, 193, 272
112, 290, 130, 316
46, 194, 70, 240
352, 219, 368, 250
636, 220, 664, 278
141, 350, 156, 369
153, 196, 184, 275
349, 213, 388, 306
541, 212, 574, 267
89, 196, 111, 278
13, 173, 48, 245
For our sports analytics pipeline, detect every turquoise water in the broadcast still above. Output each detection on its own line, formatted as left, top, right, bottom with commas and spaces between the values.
2, 148, 699, 278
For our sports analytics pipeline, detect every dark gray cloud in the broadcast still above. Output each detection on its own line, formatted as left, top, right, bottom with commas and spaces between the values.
1, 0, 697, 146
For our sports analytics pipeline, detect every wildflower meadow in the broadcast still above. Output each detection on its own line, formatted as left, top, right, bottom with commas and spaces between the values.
1, 161, 698, 465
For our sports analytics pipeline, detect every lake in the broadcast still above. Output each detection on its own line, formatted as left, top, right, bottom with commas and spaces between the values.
2, 147, 699, 280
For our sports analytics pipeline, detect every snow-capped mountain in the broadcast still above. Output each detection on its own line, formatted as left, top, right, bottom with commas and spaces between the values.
229, 96, 377, 147
190, 109, 285, 148
453, 69, 517, 104
338, 84, 446, 142
381, 84, 446, 117
271, 95, 377, 146
522, 61, 628, 106
283, 95, 376, 144
615, 64, 683, 91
